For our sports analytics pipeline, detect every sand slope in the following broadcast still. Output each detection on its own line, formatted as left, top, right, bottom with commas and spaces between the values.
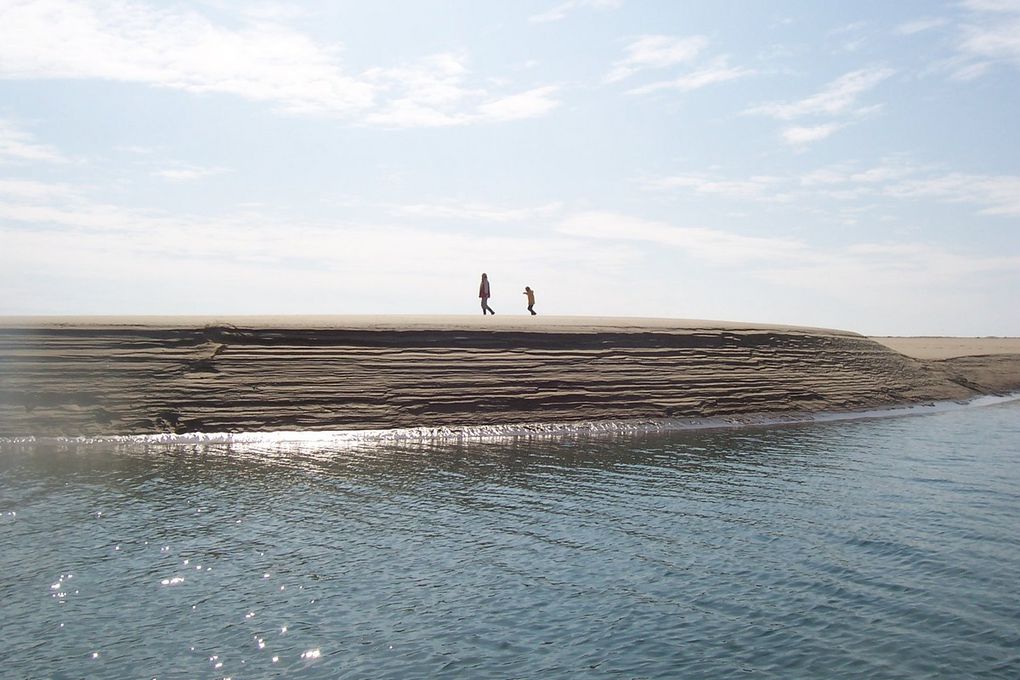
1, 316, 1017, 437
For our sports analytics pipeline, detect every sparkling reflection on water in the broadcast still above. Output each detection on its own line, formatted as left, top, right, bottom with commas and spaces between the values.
2, 403, 1019, 679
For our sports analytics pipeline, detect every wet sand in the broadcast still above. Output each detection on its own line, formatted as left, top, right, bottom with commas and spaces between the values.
1, 316, 1018, 437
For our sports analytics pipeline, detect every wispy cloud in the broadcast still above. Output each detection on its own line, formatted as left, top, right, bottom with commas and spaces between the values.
0, 178, 81, 199
884, 172, 1020, 216
606, 35, 752, 97
960, 0, 1020, 12
746, 67, 894, 120
0, 1, 559, 128
954, 20, 1020, 64
116, 145, 158, 155
798, 159, 919, 186
605, 35, 708, 83
393, 201, 563, 222
935, 0, 1020, 79
0, 0, 374, 114
781, 123, 844, 146
475, 86, 561, 123
757, 243, 1020, 304
827, 21, 871, 53
363, 53, 561, 128
625, 58, 752, 94
152, 164, 229, 182
557, 211, 808, 265
0, 118, 68, 163
798, 160, 1020, 216
239, 1, 312, 22
529, 0, 623, 24
0, 179, 635, 313
557, 210, 1020, 299
644, 158, 1020, 217
958, 4, 1020, 67
894, 17, 950, 35
745, 67, 893, 147
642, 174, 790, 202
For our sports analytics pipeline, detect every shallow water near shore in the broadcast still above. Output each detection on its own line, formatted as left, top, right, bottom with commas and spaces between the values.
2, 402, 1019, 678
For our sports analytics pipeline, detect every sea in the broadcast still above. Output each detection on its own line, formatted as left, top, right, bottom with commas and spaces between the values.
1, 399, 1019, 679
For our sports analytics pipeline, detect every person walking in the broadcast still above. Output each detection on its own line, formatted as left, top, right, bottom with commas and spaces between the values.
479, 273, 495, 315
523, 286, 537, 315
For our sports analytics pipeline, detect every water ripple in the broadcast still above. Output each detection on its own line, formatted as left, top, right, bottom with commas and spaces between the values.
1, 401, 1018, 678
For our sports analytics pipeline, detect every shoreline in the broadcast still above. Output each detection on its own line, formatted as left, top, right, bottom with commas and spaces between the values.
2, 315, 1019, 438
3, 392, 1019, 447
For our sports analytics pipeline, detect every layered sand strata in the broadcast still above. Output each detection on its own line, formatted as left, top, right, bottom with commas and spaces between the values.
1, 316, 1018, 437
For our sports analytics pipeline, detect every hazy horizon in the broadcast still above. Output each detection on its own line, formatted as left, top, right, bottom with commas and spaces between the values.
1, 0, 1018, 335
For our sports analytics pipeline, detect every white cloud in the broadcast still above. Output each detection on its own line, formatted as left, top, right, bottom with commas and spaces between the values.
341, 53, 560, 128
556, 211, 1020, 309
116, 144, 157, 155
938, 0, 1020, 79
529, 0, 623, 24
626, 58, 753, 94
0, 178, 80, 199
757, 245, 1020, 304
393, 201, 563, 222
2, 179, 1016, 330
1, 182, 633, 312
781, 123, 844, 146
606, 35, 708, 83
961, 0, 1020, 12
0, 1, 559, 128
0, 0, 375, 114
363, 54, 561, 128
239, 2, 311, 22
945, 58, 994, 80
153, 164, 228, 182
645, 159, 1020, 217
557, 211, 808, 264
845, 162, 921, 184
798, 159, 920, 186
643, 174, 789, 202
827, 21, 871, 54
745, 67, 892, 148
829, 21, 868, 35
958, 17, 1020, 68
894, 17, 949, 35
606, 35, 752, 98
0, 118, 68, 163
746, 67, 895, 120
476, 86, 561, 122
885, 173, 1020, 216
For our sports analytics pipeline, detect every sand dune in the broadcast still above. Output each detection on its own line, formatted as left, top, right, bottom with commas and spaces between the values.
1, 316, 1018, 437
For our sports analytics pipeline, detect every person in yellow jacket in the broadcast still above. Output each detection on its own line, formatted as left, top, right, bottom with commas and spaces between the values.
523, 286, 536, 315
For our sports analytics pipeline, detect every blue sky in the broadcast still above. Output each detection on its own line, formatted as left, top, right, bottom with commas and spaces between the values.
1, 0, 1018, 335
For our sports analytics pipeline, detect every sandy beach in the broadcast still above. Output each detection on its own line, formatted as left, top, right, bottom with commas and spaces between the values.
1, 315, 1018, 437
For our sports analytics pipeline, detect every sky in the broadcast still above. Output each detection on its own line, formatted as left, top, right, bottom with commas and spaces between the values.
1, 0, 1019, 335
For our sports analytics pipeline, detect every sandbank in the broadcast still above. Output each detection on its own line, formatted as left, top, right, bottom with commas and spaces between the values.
1, 315, 1018, 437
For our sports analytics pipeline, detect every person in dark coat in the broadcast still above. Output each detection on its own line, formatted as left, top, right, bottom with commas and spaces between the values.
479, 273, 495, 315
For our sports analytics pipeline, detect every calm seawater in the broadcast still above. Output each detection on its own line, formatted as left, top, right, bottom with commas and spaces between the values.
2, 402, 1019, 679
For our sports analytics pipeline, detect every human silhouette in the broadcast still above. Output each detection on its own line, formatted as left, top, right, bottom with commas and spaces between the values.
479, 273, 495, 315
523, 286, 536, 315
